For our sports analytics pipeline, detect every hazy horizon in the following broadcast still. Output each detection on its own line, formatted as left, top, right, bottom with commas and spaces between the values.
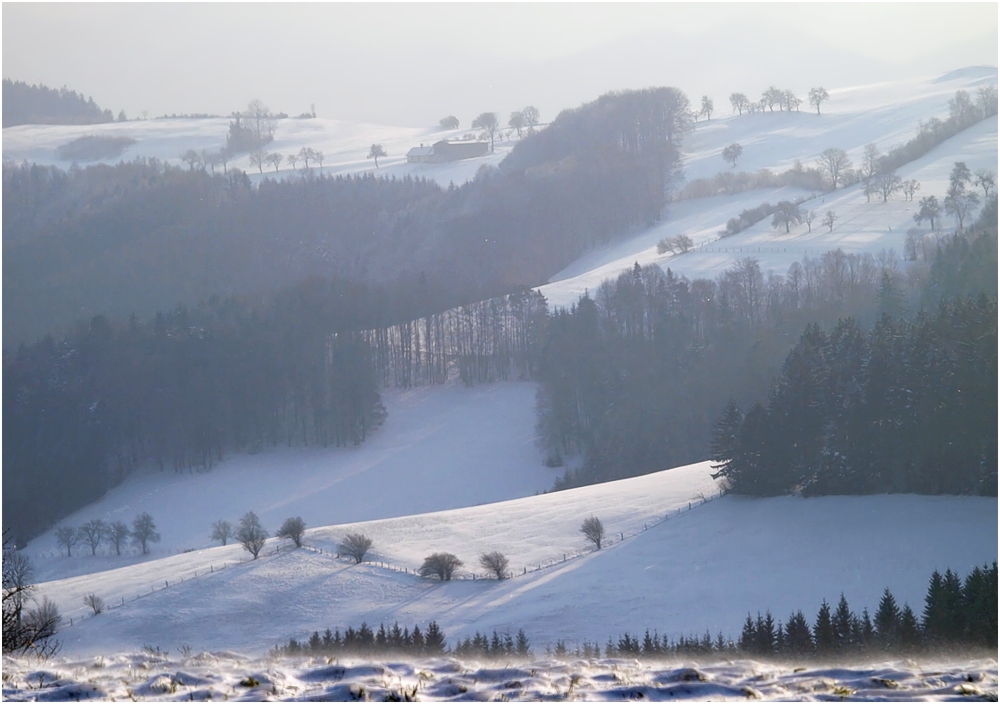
3, 3, 997, 127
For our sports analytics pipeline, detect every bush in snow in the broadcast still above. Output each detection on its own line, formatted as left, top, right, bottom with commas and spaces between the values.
419, 553, 463, 581
236, 512, 268, 559
478, 551, 509, 580
581, 516, 605, 550
276, 517, 306, 548
339, 533, 373, 564
83, 593, 104, 615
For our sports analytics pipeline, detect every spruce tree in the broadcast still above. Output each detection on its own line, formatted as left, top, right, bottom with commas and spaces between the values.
784, 610, 813, 654
813, 600, 835, 652
874, 589, 901, 648
922, 570, 948, 641
832, 594, 854, 650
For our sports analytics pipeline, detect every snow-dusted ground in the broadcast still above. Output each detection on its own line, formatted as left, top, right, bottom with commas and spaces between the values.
3, 652, 997, 701
24, 382, 557, 583
1, 115, 512, 187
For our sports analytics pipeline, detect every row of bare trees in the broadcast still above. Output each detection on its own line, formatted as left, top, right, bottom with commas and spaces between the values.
727, 87, 829, 116
54, 512, 160, 557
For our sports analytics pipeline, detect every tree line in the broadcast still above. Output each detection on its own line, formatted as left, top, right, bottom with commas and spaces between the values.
2, 79, 114, 127
602, 563, 997, 659
3, 277, 394, 545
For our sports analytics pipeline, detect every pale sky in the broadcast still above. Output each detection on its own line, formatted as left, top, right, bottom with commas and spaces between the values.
3, 3, 997, 126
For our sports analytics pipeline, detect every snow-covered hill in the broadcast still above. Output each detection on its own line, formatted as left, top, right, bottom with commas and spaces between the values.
1, 115, 512, 187
541, 69, 998, 307
24, 382, 557, 583
33, 463, 996, 658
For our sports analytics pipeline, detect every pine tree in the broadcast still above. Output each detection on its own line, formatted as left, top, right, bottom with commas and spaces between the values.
709, 400, 743, 479
739, 613, 756, 651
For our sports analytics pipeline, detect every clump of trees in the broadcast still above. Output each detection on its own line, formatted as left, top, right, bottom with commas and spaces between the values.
656, 233, 693, 255
226, 99, 277, 153
419, 553, 463, 581
276, 620, 447, 657
454, 629, 530, 658
439, 115, 459, 130
722, 199, 806, 237
679, 164, 823, 200
55, 135, 136, 162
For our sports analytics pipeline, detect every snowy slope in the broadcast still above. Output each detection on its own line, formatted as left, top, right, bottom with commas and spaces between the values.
1, 116, 512, 187
32, 469, 995, 657
540, 69, 998, 308
24, 382, 559, 583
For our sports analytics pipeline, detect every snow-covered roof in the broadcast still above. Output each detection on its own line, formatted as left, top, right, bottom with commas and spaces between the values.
406, 145, 435, 157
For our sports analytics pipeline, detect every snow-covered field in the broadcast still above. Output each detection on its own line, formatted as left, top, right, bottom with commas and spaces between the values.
3, 652, 997, 701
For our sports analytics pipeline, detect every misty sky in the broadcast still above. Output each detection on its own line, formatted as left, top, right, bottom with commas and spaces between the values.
3, 3, 997, 127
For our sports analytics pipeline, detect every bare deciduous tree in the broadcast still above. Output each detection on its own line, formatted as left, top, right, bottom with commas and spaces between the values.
107, 521, 130, 555
771, 201, 803, 233
367, 144, 386, 168
472, 112, 500, 152
729, 93, 750, 115
55, 527, 78, 557
211, 520, 233, 546
913, 195, 942, 231
478, 551, 509, 580
823, 210, 837, 232
180, 149, 201, 171
79, 520, 106, 556
508, 111, 525, 138
521, 106, 540, 132
267, 152, 283, 172
236, 512, 268, 559
722, 143, 743, 168
276, 517, 306, 548
339, 533, 373, 564
132, 513, 161, 555
83, 593, 104, 615
700, 95, 714, 121
581, 516, 605, 550
818, 148, 851, 190
975, 169, 995, 199
804, 210, 816, 233
4, 532, 62, 655
874, 170, 902, 202
439, 115, 459, 130
249, 149, 267, 173
809, 87, 829, 115
901, 179, 921, 202
419, 553, 463, 580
